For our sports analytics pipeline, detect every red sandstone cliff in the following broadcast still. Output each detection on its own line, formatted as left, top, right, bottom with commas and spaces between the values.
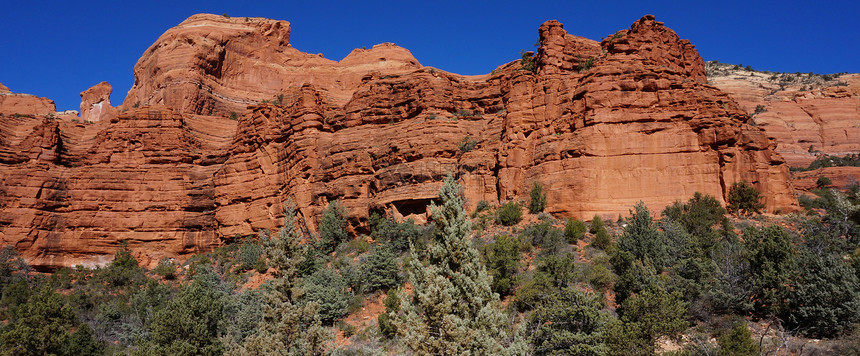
0, 15, 799, 269
707, 63, 860, 168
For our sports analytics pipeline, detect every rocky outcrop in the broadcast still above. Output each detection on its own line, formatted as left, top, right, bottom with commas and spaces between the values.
0, 105, 235, 270
80, 82, 118, 123
0, 82, 57, 117
0, 14, 799, 269
707, 63, 860, 167
792, 167, 860, 192
122, 14, 421, 116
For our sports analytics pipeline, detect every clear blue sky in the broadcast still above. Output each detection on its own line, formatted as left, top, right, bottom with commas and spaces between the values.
1, 0, 857, 111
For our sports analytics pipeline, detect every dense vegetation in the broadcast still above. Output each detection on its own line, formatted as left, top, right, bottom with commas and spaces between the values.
1, 179, 859, 355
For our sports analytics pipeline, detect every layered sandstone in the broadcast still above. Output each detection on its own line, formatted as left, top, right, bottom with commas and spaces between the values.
122, 14, 421, 116
1, 14, 798, 269
80, 82, 118, 123
792, 167, 860, 192
0, 82, 57, 117
707, 63, 860, 167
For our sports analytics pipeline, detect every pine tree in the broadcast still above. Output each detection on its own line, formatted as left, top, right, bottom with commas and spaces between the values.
230, 200, 329, 355
395, 174, 527, 355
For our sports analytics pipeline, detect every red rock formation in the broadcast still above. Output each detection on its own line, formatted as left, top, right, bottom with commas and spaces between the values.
80, 82, 118, 123
0, 82, 56, 117
0, 14, 799, 269
708, 64, 860, 168
793, 167, 860, 192
123, 14, 421, 116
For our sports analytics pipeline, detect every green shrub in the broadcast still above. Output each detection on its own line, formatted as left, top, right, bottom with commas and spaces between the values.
252, 258, 267, 273
727, 181, 765, 216
0, 285, 103, 356
816, 176, 832, 188
369, 213, 432, 253
519, 50, 536, 72
717, 323, 759, 356
618, 202, 667, 272
141, 271, 228, 355
458, 136, 478, 153
99, 242, 143, 287
579, 57, 595, 72
520, 221, 565, 256
297, 246, 321, 276
528, 182, 547, 214
155, 258, 176, 280
589, 215, 604, 234
787, 251, 860, 338
336, 321, 357, 338
529, 287, 612, 355
514, 253, 577, 311
474, 200, 490, 214
564, 218, 586, 243
496, 201, 523, 226
745, 225, 797, 317
616, 287, 688, 354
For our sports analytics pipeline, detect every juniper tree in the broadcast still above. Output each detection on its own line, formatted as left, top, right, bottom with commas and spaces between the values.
727, 182, 765, 216
528, 181, 547, 214
317, 200, 348, 254
230, 201, 329, 355
395, 174, 527, 355
618, 202, 667, 272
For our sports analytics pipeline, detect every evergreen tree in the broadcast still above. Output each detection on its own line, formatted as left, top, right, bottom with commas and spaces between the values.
395, 174, 527, 355
138, 270, 228, 355
529, 287, 612, 355
618, 202, 667, 272
317, 200, 348, 254
528, 181, 547, 214
304, 268, 351, 325
745, 225, 797, 318
564, 218, 587, 243
727, 181, 765, 216
231, 201, 329, 355
483, 234, 522, 297
590, 215, 612, 250
787, 251, 860, 338
358, 246, 400, 293
0, 284, 103, 355
717, 323, 759, 356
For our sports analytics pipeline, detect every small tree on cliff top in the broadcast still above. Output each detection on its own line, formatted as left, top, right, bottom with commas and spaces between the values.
395, 174, 527, 355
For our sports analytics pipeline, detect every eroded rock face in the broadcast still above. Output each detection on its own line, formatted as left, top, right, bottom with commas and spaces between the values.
707, 63, 860, 168
0, 82, 56, 117
80, 82, 117, 123
123, 14, 421, 116
1, 14, 799, 269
